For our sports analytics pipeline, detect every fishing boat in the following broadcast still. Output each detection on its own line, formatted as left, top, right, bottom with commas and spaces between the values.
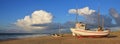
70, 8, 110, 37
70, 22, 110, 37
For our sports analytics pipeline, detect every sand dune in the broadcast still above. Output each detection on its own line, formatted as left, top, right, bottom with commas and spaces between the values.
0, 31, 120, 44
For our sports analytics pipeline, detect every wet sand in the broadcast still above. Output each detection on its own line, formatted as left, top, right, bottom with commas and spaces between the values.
0, 31, 120, 44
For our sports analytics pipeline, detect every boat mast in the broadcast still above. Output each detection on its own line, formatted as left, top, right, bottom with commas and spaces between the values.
102, 18, 104, 29
76, 9, 78, 23
59, 23, 61, 34
75, 2, 78, 23
98, 8, 100, 27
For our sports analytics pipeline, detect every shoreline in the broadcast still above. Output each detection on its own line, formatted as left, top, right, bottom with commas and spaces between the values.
0, 31, 120, 44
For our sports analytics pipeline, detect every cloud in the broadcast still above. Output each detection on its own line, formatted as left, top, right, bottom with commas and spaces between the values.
13, 7, 120, 33
68, 7, 97, 25
80, 14, 113, 28
32, 21, 75, 29
68, 9, 77, 14
30, 8, 120, 32
68, 7, 114, 28
15, 10, 75, 33
15, 10, 53, 30
69, 7, 95, 15
0, 24, 29, 33
109, 8, 120, 25
31, 21, 75, 33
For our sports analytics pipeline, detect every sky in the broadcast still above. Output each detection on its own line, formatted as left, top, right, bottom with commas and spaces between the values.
0, 0, 120, 33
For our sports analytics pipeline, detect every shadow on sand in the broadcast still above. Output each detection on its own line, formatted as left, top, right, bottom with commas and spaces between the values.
107, 35, 117, 38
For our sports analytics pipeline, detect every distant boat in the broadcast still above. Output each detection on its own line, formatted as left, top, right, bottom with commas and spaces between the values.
70, 8, 110, 38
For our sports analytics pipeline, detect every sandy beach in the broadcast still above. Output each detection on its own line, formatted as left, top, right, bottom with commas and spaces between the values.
0, 31, 120, 44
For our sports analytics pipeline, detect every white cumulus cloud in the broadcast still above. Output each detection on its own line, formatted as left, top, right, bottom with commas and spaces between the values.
69, 7, 95, 15
68, 7, 113, 27
15, 10, 53, 30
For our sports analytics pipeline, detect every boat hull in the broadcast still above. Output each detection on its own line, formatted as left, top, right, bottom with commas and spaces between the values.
70, 28, 110, 37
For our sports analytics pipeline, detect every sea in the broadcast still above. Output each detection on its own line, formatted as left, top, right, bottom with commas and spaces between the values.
0, 33, 50, 40
0, 29, 71, 41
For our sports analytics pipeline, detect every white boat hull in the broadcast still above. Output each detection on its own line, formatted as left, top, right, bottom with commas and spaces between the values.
70, 28, 110, 37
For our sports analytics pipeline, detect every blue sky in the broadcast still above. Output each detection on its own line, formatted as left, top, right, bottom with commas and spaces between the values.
0, 0, 120, 28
